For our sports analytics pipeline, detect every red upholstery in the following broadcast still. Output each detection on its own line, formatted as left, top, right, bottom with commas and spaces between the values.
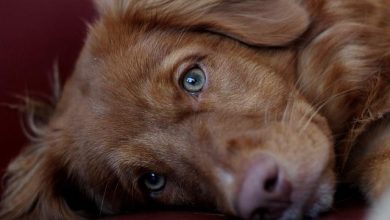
0, 0, 366, 219
104, 204, 366, 220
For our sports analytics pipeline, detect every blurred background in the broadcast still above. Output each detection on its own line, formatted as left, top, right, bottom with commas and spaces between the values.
0, 0, 95, 190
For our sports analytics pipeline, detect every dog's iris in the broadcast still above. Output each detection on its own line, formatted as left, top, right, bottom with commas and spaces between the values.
182, 67, 206, 93
143, 172, 166, 192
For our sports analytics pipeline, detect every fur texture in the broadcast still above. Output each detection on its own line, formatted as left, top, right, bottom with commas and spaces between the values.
1, 0, 389, 219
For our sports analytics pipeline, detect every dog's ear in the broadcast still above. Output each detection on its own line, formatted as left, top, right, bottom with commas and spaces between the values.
94, 0, 310, 46
0, 144, 80, 220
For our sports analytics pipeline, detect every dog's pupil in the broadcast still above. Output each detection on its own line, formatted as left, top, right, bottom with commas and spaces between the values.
186, 76, 197, 85
182, 68, 206, 93
146, 173, 159, 185
144, 172, 165, 192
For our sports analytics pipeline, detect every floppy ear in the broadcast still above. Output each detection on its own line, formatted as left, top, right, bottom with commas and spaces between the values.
0, 143, 81, 220
94, 0, 310, 46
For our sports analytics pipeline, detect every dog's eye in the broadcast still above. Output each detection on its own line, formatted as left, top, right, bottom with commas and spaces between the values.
182, 67, 206, 93
142, 172, 166, 192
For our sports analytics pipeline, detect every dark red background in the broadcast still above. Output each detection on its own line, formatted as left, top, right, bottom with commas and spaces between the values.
0, 0, 365, 219
0, 0, 95, 182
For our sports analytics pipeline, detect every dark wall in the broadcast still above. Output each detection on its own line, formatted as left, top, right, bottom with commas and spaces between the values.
0, 0, 96, 191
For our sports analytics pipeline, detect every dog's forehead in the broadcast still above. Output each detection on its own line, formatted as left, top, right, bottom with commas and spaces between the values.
91, 25, 195, 80
84, 28, 166, 93
87, 23, 222, 99
80, 26, 213, 123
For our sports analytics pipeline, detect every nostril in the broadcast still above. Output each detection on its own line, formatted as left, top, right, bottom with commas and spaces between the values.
264, 174, 278, 192
236, 156, 292, 219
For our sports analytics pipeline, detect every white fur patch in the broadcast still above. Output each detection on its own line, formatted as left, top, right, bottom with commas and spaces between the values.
367, 190, 390, 220
215, 168, 235, 211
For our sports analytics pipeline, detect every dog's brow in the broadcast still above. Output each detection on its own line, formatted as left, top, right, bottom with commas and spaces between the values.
160, 46, 207, 71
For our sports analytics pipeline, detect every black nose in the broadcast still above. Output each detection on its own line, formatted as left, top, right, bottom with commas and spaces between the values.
236, 156, 292, 220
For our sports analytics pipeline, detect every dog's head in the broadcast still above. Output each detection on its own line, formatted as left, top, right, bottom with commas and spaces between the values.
1, 1, 336, 220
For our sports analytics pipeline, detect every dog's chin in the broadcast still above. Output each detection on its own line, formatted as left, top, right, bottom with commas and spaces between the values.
305, 183, 335, 218
279, 179, 335, 220
224, 174, 335, 220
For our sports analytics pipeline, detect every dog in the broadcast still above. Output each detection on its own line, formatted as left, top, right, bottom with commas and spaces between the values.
1, 0, 389, 219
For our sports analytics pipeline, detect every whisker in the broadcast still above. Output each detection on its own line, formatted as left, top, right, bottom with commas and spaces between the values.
263, 100, 271, 126
282, 93, 292, 123
282, 90, 299, 124
113, 182, 119, 198
99, 183, 109, 216
298, 88, 357, 135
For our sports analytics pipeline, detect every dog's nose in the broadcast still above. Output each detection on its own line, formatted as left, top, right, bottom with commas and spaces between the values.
236, 156, 292, 220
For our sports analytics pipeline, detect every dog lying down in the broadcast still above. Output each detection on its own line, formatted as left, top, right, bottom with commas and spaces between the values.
1, 0, 389, 219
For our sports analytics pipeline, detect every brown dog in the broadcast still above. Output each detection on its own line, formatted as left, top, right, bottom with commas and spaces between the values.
1, 0, 389, 219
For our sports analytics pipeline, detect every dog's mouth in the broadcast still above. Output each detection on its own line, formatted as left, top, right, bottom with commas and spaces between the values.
283, 185, 334, 220
207, 121, 336, 220
234, 173, 335, 220
231, 159, 335, 220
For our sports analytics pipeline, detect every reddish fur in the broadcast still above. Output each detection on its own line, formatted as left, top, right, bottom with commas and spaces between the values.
1, 0, 389, 219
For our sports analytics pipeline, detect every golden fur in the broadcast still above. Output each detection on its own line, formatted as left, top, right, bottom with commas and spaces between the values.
1, 0, 389, 219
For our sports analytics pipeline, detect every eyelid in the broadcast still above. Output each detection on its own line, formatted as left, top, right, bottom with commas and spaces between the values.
175, 55, 206, 76
174, 57, 208, 87
161, 45, 208, 71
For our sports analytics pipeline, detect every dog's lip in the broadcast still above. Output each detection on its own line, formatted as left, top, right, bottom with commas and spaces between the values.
289, 174, 333, 219
236, 199, 292, 220
305, 195, 333, 219
272, 180, 324, 220
250, 201, 292, 220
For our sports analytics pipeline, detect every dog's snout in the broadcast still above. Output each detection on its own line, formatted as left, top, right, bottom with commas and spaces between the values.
236, 156, 292, 220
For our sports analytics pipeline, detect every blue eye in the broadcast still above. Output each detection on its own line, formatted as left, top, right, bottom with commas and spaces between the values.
182, 67, 206, 93
142, 172, 166, 192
